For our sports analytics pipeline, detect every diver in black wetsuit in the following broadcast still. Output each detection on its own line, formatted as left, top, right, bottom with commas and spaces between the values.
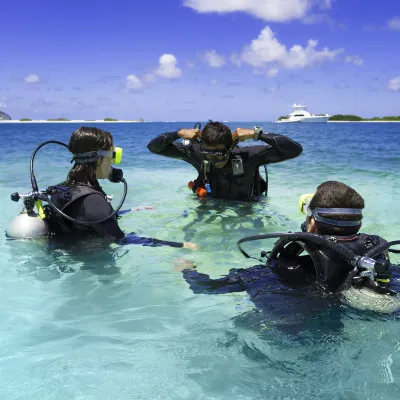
181, 181, 398, 305
147, 121, 303, 201
41, 127, 197, 250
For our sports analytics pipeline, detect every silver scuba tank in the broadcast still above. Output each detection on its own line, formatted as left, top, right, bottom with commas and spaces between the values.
6, 209, 48, 239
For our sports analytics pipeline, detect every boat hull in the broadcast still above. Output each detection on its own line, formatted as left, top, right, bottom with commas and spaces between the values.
274, 116, 329, 123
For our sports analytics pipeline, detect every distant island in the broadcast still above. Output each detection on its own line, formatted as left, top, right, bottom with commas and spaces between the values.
0, 117, 147, 123
329, 114, 400, 122
0, 111, 11, 121
47, 118, 71, 121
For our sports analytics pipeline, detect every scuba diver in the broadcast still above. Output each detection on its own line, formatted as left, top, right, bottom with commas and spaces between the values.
181, 181, 399, 308
6, 126, 198, 250
147, 121, 303, 201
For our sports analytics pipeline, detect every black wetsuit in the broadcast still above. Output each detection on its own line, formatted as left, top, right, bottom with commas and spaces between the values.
147, 131, 303, 201
48, 184, 184, 248
181, 233, 396, 307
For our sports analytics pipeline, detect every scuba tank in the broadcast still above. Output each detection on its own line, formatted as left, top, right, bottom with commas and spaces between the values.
6, 192, 48, 239
6, 140, 128, 239
237, 232, 399, 296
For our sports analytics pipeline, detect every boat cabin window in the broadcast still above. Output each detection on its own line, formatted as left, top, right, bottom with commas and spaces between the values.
294, 114, 305, 117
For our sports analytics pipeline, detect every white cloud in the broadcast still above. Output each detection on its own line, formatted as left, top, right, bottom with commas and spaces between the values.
388, 76, 400, 91
203, 50, 225, 68
345, 55, 364, 66
241, 26, 342, 69
155, 54, 182, 79
229, 53, 242, 67
126, 74, 143, 90
0, 102, 6, 108
183, 0, 332, 22
267, 67, 279, 77
211, 79, 217, 84
186, 61, 196, 68
242, 27, 286, 67
387, 17, 400, 31
25, 74, 40, 83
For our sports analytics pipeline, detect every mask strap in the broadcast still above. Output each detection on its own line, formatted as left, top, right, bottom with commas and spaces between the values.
308, 208, 362, 227
72, 150, 113, 164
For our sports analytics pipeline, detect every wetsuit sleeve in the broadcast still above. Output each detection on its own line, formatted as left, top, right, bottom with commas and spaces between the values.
80, 194, 125, 239
246, 132, 303, 166
119, 232, 184, 248
182, 269, 245, 294
147, 131, 191, 161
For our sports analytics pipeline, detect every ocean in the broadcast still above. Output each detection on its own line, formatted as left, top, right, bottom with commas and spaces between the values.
0, 121, 399, 399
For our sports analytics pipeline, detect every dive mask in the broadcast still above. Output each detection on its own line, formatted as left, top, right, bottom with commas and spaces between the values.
298, 193, 362, 227
200, 146, 230, 161
72, 146, 123, 165
298, 193, 315, 214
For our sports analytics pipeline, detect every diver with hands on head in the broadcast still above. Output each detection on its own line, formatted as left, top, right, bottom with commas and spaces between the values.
147, 121, 303, 201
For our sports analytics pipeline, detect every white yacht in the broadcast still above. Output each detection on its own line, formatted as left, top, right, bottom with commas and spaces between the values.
273, 104, 329, 123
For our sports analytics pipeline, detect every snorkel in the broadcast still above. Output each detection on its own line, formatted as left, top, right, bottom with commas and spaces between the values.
6, 140, 128, 238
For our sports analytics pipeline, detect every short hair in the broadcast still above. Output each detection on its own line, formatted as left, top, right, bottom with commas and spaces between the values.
201, 121, 233, 149
308, 181, 365, 236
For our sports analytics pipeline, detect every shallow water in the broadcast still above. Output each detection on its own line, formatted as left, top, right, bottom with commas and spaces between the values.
0, 122, 400, 399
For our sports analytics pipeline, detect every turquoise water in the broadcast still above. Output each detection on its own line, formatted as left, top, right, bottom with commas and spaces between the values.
0, 122, 400, 399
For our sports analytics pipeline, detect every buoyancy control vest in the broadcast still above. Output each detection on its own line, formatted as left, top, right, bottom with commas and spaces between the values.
45, 184, 113, 235
268, 233, 391, 292
191, 154, 268, 201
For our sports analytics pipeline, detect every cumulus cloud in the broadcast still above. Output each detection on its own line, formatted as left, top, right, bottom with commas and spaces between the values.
387, 17, 400, 31
25, 74, 40, 83
345, 55, 364, 66
155, 54, 182, 79
388, 76, 400, 91
183, 0, 332, 22
267, 67, 279, 77
241, 26, 342, 69
203, 50, 225, 68
126, 74, 143, 90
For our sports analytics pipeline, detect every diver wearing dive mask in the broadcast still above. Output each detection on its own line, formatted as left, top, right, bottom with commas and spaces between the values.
147, 121, 303, 201
39, 127, 126, 239
6, 126, 199, 250
178, 181, 399, 307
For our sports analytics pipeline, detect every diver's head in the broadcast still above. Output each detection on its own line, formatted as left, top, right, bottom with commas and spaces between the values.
201, 121, 233, 168
305, 181, 365, 236
67, 126, 114, 187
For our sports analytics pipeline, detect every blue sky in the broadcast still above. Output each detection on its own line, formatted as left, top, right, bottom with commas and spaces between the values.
0, 0, 399, 121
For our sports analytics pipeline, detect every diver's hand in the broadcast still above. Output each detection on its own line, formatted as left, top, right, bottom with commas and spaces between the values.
178, 128, 201, 141
232, 128, 254, 142
131, 206, 155, 212
183, 242, 200, 250
173, 258, 196, 271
